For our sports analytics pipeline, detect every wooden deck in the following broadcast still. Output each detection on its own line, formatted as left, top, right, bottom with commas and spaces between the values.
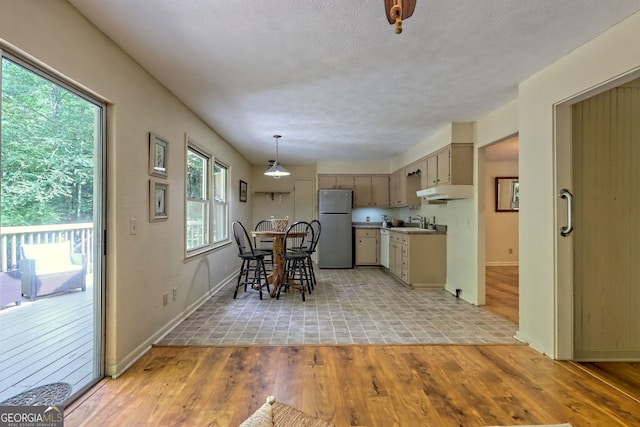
0, 283, 97, 403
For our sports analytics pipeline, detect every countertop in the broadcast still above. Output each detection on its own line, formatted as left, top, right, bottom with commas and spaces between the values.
352, 222, 446, 234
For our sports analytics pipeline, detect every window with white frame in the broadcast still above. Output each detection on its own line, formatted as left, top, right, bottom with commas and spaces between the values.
186, 143, 212, 255
213, 161, 228, 243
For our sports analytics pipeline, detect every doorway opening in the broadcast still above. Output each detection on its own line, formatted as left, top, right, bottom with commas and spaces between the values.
482, 135, 519, 324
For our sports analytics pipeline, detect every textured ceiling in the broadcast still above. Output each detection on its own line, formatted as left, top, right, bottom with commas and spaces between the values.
67, 0, 640, 166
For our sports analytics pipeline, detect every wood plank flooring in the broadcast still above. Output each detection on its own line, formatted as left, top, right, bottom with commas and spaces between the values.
484, 266, 519, 324
64, 344, 640, 426
484, 266, 640, 409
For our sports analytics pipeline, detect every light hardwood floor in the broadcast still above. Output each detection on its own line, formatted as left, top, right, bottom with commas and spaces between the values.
61, 267, 639, 425
484, 265, 640, 415
484, 265, 519, 324
64, 344, 640, 426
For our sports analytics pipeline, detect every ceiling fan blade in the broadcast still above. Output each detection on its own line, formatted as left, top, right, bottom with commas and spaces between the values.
401, 0, 416, 20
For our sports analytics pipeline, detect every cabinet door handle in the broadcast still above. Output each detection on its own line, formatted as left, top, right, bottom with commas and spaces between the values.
559, 189, 574, 237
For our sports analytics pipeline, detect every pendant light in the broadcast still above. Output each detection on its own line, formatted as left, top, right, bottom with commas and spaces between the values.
264, 134, 290, 179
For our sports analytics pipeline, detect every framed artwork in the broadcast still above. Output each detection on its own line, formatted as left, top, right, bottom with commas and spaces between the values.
510, 180, 520, 210
495, 176, 519, 212
149, 132, 168, 178
239, 180, 248, 202
150, 179, 169, 222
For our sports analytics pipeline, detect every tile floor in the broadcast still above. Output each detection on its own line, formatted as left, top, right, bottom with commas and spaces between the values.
157, 267, 519, 346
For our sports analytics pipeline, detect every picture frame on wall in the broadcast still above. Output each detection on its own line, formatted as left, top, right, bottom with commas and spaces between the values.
149, 179, 169, 222
149, 132, 168, 178
239, 180, 248, 202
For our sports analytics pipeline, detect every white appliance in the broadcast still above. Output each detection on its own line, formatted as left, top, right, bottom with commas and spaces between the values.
318, 189, 353, 268
416, 184, 473, 201
380, 228, 390, 269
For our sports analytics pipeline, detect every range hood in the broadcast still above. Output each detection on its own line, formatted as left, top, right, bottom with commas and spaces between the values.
416, 184, 473, 201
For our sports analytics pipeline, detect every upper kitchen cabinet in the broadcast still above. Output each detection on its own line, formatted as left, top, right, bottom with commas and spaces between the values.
425, 143, 473, 188
355, 175, 389, 207
318, 174, 355, 190
389, 168, 406, 207
390, 166, 421, 207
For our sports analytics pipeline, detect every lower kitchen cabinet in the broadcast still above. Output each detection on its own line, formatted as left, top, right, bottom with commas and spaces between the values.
388, 231, 446, 288
355, 228, 380, 265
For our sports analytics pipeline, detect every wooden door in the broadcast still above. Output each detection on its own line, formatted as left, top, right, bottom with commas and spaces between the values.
293, 179, 314, 222
571, 79, 640, 360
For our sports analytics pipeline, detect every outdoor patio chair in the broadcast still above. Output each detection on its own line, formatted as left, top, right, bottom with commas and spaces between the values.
19, 241, 87, 300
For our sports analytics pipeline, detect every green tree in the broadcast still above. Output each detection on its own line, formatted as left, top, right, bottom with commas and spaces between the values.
1, 58, 95, 226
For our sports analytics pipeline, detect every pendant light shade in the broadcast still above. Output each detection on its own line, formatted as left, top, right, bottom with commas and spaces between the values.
264, 135, 290, 179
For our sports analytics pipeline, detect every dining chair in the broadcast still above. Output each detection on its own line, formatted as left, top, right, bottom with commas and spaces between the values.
306, 219, 321, 289
277, 221, 314, 301
232, 221, 271, 300
253, 219, 274, 272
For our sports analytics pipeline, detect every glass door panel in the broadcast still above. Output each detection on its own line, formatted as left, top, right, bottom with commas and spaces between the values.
0, 54, 104, 404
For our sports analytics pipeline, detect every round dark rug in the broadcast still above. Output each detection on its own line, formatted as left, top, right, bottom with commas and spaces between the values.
0, 382, 72, 406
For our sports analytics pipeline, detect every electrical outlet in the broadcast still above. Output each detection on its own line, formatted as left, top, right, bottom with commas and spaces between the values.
508, 248, 513, 254
173, 287, 177, 301
162, 292, 168, 306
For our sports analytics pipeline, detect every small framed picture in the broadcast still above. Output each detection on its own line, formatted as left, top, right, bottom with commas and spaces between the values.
150, 179, 169, 222
239, 180, 248, 202
149, 132, 169, 178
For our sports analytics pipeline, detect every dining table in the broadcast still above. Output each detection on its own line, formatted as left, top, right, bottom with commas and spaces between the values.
250, 229, 306, 298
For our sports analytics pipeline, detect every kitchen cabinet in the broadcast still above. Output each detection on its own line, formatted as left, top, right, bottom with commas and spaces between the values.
318, 174, 355, 189
388, 230, 446, 288
389, 231, 404, 277
355, 228, 380, 265
425, 143, 473, 188
354, 175, 389, 207
389, 168, 406, 207
390, 167, 421, 207
405, 161, 423, 207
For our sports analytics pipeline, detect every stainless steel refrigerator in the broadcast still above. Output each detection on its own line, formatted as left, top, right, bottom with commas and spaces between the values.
318, 189, 353, 268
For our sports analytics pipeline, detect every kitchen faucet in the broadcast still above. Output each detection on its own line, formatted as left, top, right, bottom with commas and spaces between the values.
416, 215, 426, 229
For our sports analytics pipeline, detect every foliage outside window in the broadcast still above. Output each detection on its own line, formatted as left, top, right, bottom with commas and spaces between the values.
186, 144, 212, 255
1, 57, 96, 227
213, 161, 228, 243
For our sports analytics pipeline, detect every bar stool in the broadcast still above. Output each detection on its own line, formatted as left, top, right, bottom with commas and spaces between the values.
232, 221, 271, 300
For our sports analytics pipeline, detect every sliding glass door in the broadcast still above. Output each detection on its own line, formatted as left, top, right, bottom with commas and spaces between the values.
0, 52, 105, 404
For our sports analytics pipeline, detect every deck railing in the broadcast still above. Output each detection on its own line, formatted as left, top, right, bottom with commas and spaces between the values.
1, 223, 94, 272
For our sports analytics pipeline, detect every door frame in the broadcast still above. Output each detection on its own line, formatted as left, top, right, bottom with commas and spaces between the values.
553, 71, 640, 360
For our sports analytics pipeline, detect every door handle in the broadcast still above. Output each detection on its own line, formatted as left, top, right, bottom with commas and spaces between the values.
559, 189, 574, 237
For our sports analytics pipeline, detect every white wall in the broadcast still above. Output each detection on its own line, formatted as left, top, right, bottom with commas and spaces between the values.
517, 11, 640, 356
0, 0, 252, 376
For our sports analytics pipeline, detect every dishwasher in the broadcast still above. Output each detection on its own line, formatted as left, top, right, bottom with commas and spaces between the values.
380, 228, 390, 268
